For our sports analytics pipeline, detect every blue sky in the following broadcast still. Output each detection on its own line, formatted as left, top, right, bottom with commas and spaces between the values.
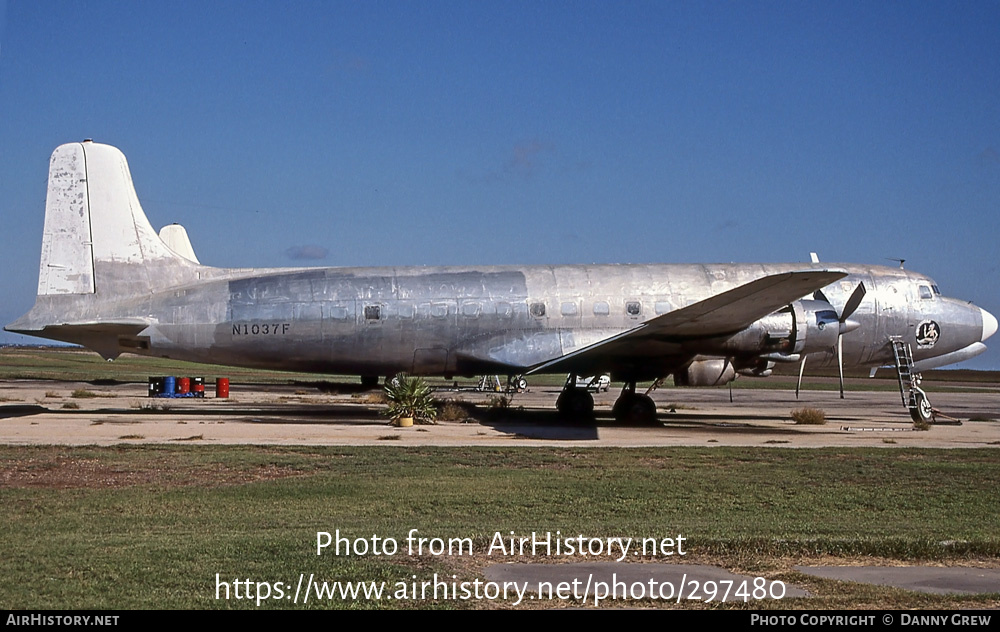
1, 1, 998, 368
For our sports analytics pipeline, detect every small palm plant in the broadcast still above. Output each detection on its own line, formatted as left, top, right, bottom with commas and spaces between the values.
384, 373, 438, 425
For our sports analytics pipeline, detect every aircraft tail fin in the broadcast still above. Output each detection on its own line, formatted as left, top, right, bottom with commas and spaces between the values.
6, 142, 207, 351
36, 141, 202, 298
159, 224, 201, 264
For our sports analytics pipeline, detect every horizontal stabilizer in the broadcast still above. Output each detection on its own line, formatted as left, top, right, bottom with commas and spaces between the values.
9, 321, 152, 361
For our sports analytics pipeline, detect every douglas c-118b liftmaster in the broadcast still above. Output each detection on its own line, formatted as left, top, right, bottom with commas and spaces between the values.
7, 141, 996, 424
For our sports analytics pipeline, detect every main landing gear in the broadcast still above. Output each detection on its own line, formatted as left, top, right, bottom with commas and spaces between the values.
612, 381, 658, 425
556, 375, 594, 418
555, 376, 660, 425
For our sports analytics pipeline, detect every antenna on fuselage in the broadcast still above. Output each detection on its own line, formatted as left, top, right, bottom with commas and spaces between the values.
887, 258, 906, 269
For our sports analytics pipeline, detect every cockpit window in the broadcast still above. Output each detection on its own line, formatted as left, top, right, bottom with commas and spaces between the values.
918, 285, 933, 300
932, 285, 941, 296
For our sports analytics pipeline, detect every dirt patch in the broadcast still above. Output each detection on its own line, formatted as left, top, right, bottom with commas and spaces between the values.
0, 450, 305, 490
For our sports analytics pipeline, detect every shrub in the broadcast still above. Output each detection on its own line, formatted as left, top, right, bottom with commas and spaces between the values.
383, 373, 438, 425
352, 392, 387, 405
437, 400, 471, 422
486, 395, 511, 410
790, 407, 826, 425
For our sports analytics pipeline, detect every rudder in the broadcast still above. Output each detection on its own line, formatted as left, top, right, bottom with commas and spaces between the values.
37, 143, 95, 295
37, 141, 197, 298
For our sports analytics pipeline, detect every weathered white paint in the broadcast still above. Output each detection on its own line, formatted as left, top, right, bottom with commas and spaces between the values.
159, 224, 200, 264
38, 143, 94, 295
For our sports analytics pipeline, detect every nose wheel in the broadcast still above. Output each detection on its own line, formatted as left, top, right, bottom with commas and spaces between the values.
909, 390, 935, 424
892, 340, 936, 425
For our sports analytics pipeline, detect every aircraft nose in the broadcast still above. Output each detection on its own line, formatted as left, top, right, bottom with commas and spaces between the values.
982, 307, 998, 342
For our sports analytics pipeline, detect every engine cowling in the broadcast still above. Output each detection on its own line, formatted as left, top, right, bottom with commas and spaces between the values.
791, 299, 841, 355
674, 358, 737, 387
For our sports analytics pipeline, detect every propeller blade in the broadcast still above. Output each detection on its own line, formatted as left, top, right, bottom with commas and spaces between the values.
837, 282, 864, 399
796, 356, 807, 399
838, 334, 845, 399
841, 282, 867, 322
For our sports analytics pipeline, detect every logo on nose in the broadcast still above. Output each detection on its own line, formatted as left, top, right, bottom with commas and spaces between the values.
915, 320, 941, 348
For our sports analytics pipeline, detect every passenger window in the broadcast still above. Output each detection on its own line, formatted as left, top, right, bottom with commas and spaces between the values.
462, 302, 481, 317
561, 302, 578, 316
497, 302, 513, 318
397, 303, 414, 319
654, 301, 671, 315
626, 301, 641, 317
593, 301, 610, 316
919, 286, 933, 300
364, 305, 381, 320
530, 302, 546, 318
431, 303, 449, 318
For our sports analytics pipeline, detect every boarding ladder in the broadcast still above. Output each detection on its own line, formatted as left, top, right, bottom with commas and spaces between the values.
890, 338, 937, 423
890, 338, 916, 409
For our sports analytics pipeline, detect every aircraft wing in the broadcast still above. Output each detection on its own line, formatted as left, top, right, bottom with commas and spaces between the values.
526, 269, 847, 375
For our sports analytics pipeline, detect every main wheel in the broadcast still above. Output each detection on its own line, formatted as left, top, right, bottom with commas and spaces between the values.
556, 388, 594, 419
910, 392, 934, 424
613, 393, 658, 425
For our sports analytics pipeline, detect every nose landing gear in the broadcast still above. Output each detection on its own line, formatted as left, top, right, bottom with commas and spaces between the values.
892, 339, 936, 424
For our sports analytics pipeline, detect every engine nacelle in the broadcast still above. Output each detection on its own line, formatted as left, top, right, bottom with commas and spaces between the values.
792, 299, 841, 355
689, 298, 848, 367
674, 359, 737, 387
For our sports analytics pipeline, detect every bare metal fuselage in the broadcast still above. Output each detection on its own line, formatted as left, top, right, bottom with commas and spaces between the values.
21, 261, 983, 383
6, 141, 993, 394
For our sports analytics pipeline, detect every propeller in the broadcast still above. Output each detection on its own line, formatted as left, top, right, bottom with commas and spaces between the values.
795, 282, 867, 399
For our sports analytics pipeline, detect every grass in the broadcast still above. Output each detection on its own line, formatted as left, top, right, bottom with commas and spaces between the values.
2, 346, 999, 610
437, 401, 472, 422
1, 445, 999, 609
0, 346, 355, 384
71, 389, 114, 399
353, 392, 387, 405
131, 401, 171, 412
5, 346, 997, 393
